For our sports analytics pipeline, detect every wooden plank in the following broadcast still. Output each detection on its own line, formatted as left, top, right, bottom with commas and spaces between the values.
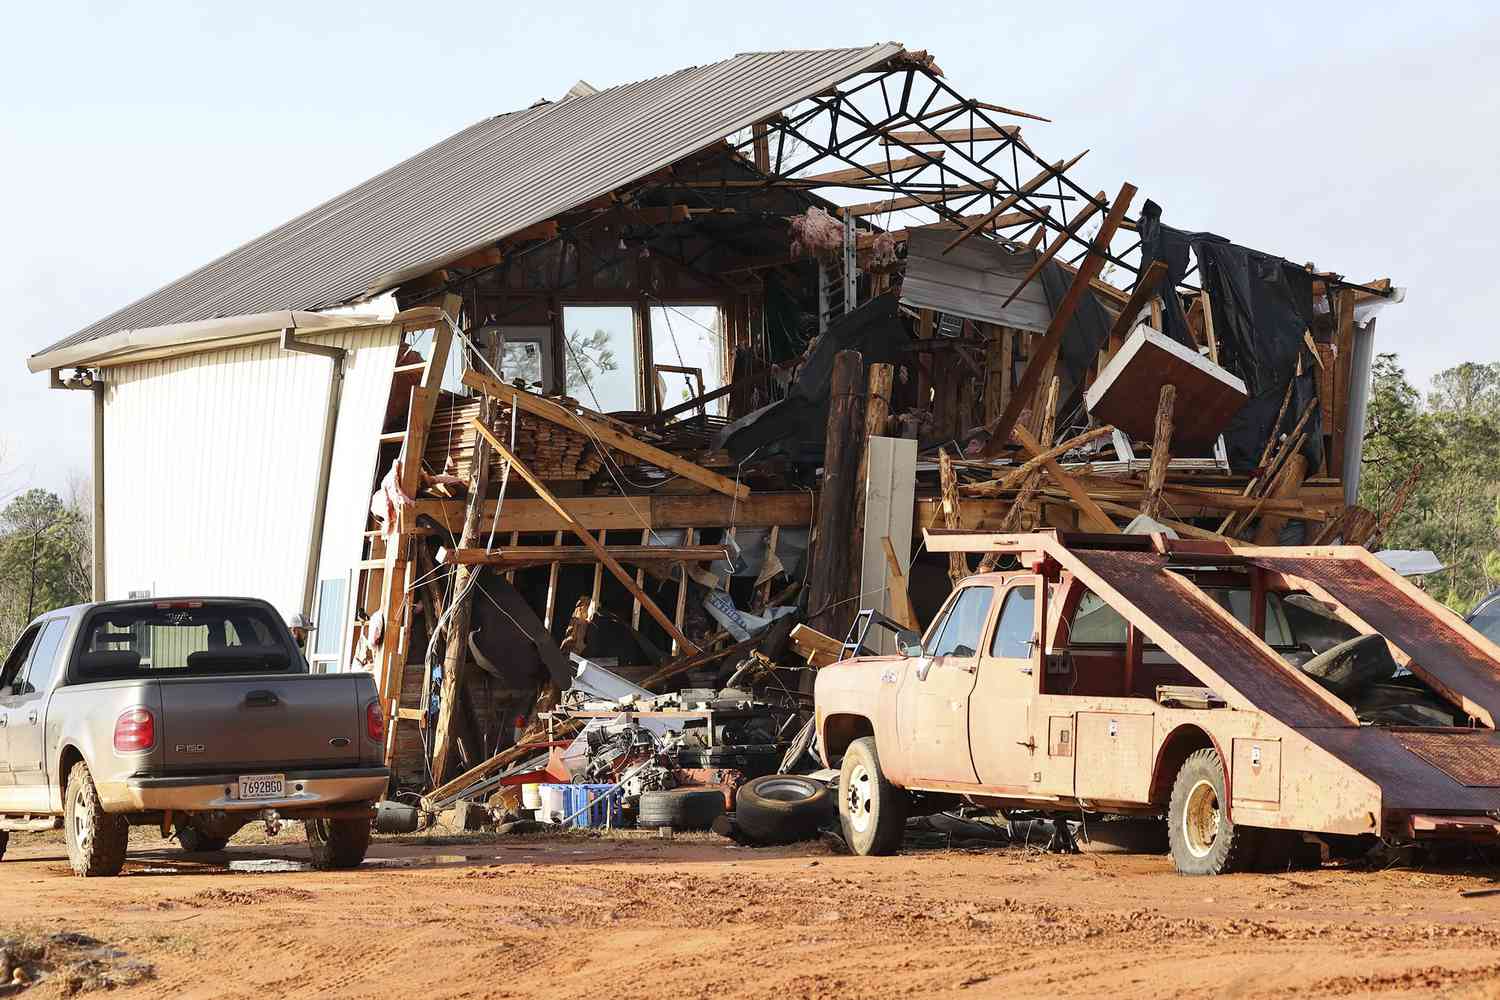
987, 181, 1137, 449
882, 536, 918, 630
1200, 289, 1220, 364
436, 544, 730, 566
795, 152, 944, 186
943, 151, 1089, 254
398, 386, 438, 497
1011, 424, 1118, 533
880, 126, 1021, 145
472, 418, 699, 653
409, 492, 813, 533
463, 370, 749, 500
844, 179, 1001, 218
543, 530, 563, 630
1105, 260, 1169, 357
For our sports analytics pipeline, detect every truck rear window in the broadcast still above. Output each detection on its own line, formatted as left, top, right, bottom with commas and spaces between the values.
73, 604, 299, 680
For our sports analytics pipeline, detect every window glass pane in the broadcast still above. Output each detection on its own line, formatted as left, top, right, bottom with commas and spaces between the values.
1070, 592, 1128, 645
1471, 599, 1500, 642
315, 579, 346, 657
990, 586, 1037, 658
500, 341, 545, 389
19, 620, 66, 694
1205, 588, 1294, 646
78, 604, 295, 678
651, 305, 725, 416
0, 625, 41, 689
563, 306, 638, 412
930, 587, 994, 658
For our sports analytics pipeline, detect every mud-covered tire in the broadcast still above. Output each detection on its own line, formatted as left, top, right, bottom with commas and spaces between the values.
64, 762, 128, 877
1167, 748, 1260, 875
838, 737, 907, 856
174, 820, 230, 853
735, 775, 831, 845
304, 815, 371, 870
637, 789, 725, 831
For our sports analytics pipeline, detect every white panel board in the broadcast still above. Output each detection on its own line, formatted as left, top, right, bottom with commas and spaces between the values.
859, 436, 918, 653
102, 325, 400, 621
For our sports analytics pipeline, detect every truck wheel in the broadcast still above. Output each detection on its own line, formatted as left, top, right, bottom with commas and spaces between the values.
839, 737, 906, 856
735, 775, 831, 845
174, 819, 229, 853
1167, 748, 1260, 876
304, 815, 372, 870
64, 762, 128, 877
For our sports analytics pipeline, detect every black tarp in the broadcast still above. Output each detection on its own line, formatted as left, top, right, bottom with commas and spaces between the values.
1042, 259, 1114, 408
717, 291, 910, 463
1138, 200, 1321, 470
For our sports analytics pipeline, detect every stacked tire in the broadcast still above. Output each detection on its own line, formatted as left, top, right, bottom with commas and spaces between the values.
734, 775, 831, 845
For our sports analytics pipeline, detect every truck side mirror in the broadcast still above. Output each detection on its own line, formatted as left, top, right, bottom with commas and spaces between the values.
897, 630, 923, 657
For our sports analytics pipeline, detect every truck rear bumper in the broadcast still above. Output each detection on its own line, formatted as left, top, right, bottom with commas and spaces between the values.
105, 767, 390, 813
1404, 813, 1500, 841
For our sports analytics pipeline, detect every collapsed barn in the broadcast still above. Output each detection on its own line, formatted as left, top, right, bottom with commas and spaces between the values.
28, 42, 1403, 801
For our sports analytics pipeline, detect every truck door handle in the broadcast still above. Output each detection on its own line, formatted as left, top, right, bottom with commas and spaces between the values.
244, 690, 280, 708
0, 715, 8, 728
26, 710, 36, 725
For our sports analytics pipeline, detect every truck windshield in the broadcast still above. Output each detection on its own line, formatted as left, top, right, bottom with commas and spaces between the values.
73, 604, 299, 681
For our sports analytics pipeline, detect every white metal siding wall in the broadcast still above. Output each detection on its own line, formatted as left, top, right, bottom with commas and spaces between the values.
102, 326, 400, 618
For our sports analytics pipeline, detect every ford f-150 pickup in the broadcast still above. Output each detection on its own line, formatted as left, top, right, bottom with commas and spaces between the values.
0, 597, 389, 875
817, 531, 1500, 874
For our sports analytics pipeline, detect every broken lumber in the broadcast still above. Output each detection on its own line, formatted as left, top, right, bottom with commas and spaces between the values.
795, 152, 945, 186
882, 536, 918, 630
938, 448, 972, 585
436, 544, 729, 568
1011, 424, 1118, 533
845, 179, 1001, 218
790, 623, 844, 668
462, 369, 749, 500
942, 150, 1089, 254
1142, 385, 1176, 520
470, 417, 699, 654
988, 181, 1136, 449
880, 125, 1021, 145
807, 351, 866, 641
1000, 190, 1106, 308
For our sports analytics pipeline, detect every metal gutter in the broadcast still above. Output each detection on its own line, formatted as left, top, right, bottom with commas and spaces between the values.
279, 328, 348, 622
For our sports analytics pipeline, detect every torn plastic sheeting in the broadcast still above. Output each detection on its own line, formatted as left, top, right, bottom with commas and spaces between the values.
708, 526, 809, 581
1375, 549, 1445, 577
701, 589, 799, 642
569, 654, 654, 702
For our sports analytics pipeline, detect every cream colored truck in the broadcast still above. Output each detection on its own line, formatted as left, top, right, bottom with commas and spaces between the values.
815, 531, 1500, 874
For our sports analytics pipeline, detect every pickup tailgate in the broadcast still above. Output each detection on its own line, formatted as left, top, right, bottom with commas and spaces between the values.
157, 675, 364, 771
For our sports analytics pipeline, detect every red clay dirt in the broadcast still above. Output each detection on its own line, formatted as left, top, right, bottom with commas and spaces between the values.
5, 829, 1500, 998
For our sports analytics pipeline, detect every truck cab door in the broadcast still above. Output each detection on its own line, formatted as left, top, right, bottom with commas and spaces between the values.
0, 623, 44, 794
898, 585, 994, 785
8, 618, 68, 809
969, 579, 1040, 790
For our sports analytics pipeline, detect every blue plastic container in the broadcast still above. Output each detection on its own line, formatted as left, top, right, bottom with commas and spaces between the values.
543, 783, 625, 829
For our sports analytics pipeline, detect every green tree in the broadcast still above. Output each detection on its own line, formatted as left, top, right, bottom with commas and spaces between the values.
0, 487, 91, 648
564, 328, 619, 402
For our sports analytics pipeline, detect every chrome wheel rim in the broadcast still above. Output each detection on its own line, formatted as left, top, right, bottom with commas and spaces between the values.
846, 762, 874, 834
1182, 778, 1221, 859
73, 786, 93, 850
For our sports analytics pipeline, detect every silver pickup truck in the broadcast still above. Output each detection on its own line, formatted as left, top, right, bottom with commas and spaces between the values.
0, 597, 389, 876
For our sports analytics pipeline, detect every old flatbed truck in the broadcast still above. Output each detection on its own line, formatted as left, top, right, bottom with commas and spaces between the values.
815, 531, 1500, 874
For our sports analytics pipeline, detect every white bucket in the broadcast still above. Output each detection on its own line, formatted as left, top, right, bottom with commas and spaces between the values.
538, 784, 568, 824
521, 782, 543, 811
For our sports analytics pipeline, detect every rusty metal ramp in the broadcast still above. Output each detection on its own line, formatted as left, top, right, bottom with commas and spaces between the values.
1250, 554, 1500, 725
1394, 730, 1500, 787
1060, 548, 1352, 727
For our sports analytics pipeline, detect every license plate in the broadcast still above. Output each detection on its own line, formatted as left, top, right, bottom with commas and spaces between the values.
237, 773, 286, 799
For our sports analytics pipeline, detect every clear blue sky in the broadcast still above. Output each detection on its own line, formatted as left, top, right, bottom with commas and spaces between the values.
4, 0, 1496, 496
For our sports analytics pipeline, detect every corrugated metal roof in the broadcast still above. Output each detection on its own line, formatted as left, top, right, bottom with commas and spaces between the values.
35, 44, 904, 367
900, 226, 1052, 333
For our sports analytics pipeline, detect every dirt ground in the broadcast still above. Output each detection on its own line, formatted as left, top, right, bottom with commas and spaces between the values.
5, 824, 1500, 999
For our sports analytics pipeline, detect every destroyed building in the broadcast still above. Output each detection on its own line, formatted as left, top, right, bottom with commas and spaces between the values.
27, 43, 1402, 792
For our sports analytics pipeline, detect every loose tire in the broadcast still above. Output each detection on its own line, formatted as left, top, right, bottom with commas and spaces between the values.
64, 762, 128, 877
174, 819, 229, 854
838, 737, 906, 856
637, 788, 725, 831
1167, 748, 1260, 875
735, 775, 831, 845
304, 815, 372, 870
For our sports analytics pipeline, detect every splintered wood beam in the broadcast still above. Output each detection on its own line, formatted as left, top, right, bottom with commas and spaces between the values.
470, 418, 699, 654
1000, 190, 1107, 308
844, 179, 1001, 217
880, 126, 1021, 145
794, 152, 945, 186
854, 210, 1038, 250
610, 205, 692, 225
436, 544, 730, 567
921, 100, 1052, 123
987, 181, 1137, 449
1012, 424, 1119, 533
1142, 385, 1177, 519
882, 536, 918, 630
943, 150, 1089, 254
462, 369, 749, 500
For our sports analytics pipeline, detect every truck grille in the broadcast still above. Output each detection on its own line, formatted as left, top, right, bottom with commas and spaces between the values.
1396, 731, 1500, 787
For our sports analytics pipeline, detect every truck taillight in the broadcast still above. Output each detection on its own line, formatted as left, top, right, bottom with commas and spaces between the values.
113, 707, 155, 753
366, 701, 384, 742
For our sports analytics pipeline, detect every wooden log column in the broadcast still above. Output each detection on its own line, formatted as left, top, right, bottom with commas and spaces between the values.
808, 351, 866, 643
